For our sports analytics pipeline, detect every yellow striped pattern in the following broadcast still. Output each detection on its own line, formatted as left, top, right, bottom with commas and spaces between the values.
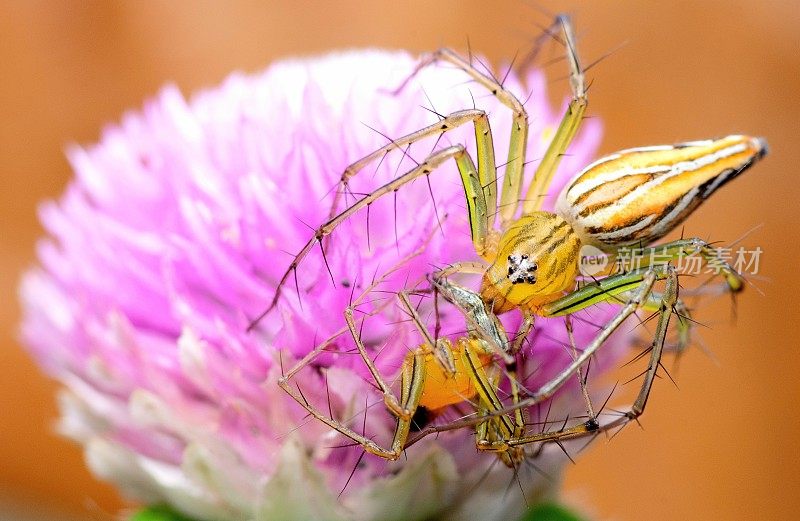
555, 135, 767, 248
481, 211, 581, 313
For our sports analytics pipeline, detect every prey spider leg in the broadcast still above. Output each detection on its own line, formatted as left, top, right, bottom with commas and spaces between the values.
277, 236, 439, 459
403, 264, 680, 450
278, 269, 528, 465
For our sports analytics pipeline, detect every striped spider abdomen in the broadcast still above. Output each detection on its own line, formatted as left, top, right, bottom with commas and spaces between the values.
556, 135, 767, 249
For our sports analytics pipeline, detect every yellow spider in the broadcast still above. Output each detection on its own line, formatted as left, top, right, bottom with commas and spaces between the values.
264, 15, 767, 466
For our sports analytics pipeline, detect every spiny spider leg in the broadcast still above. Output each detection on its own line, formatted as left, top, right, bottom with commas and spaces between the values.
615, 237, 745, 292
419, 265, 684, 455
251, 140, 491, 330
564, 314, 597, 419
433, 261, 486, 280
523, 15, 587, 214
506, 266, 679, 447
578, 235, 742, 353
392, 47, 529, 226
634, 290, 692, 353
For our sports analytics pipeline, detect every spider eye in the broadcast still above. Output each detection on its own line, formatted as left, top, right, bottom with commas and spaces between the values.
506, 253, 538, 284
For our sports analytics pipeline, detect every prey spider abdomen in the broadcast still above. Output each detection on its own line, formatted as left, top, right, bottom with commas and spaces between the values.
409, 338, 492, 412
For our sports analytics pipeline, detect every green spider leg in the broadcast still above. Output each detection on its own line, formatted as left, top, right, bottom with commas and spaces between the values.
252, 15, 586, 328
611, 237, 745, 292
391, 47, 529, 227
522, 15, 588, 214
564, 314, 598, 420
587, 236, 744, 352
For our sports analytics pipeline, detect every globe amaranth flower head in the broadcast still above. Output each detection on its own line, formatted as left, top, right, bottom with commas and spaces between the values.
20, 49, 626, 521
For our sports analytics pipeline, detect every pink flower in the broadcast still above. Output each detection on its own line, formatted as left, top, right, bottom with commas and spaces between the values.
20, 50, 620, 520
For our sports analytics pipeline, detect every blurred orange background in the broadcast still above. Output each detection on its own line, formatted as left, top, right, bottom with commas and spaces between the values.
1, 1, 798, 520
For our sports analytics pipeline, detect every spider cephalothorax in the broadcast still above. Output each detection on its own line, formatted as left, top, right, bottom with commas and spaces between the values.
481, 211, 581, 314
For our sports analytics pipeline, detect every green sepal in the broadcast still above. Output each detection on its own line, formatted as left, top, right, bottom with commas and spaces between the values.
130, 505, 198, 521
517, 501, 588, 521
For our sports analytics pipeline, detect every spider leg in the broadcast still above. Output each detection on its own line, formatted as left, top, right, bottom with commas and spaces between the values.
510, 311, 535, 356
329, 109, 498, 246
276, 239, 434, 460
607, 236, 746, 352
614, 237, 745, 293
625, 290, 692, 354
506, 266, 679, 447
433, 261, 487, 279
524, 266, 668, 407
255, 137, 488, 324
394, 47, 529, 227
565, 314, 596, 419
523, 15, 588, 214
